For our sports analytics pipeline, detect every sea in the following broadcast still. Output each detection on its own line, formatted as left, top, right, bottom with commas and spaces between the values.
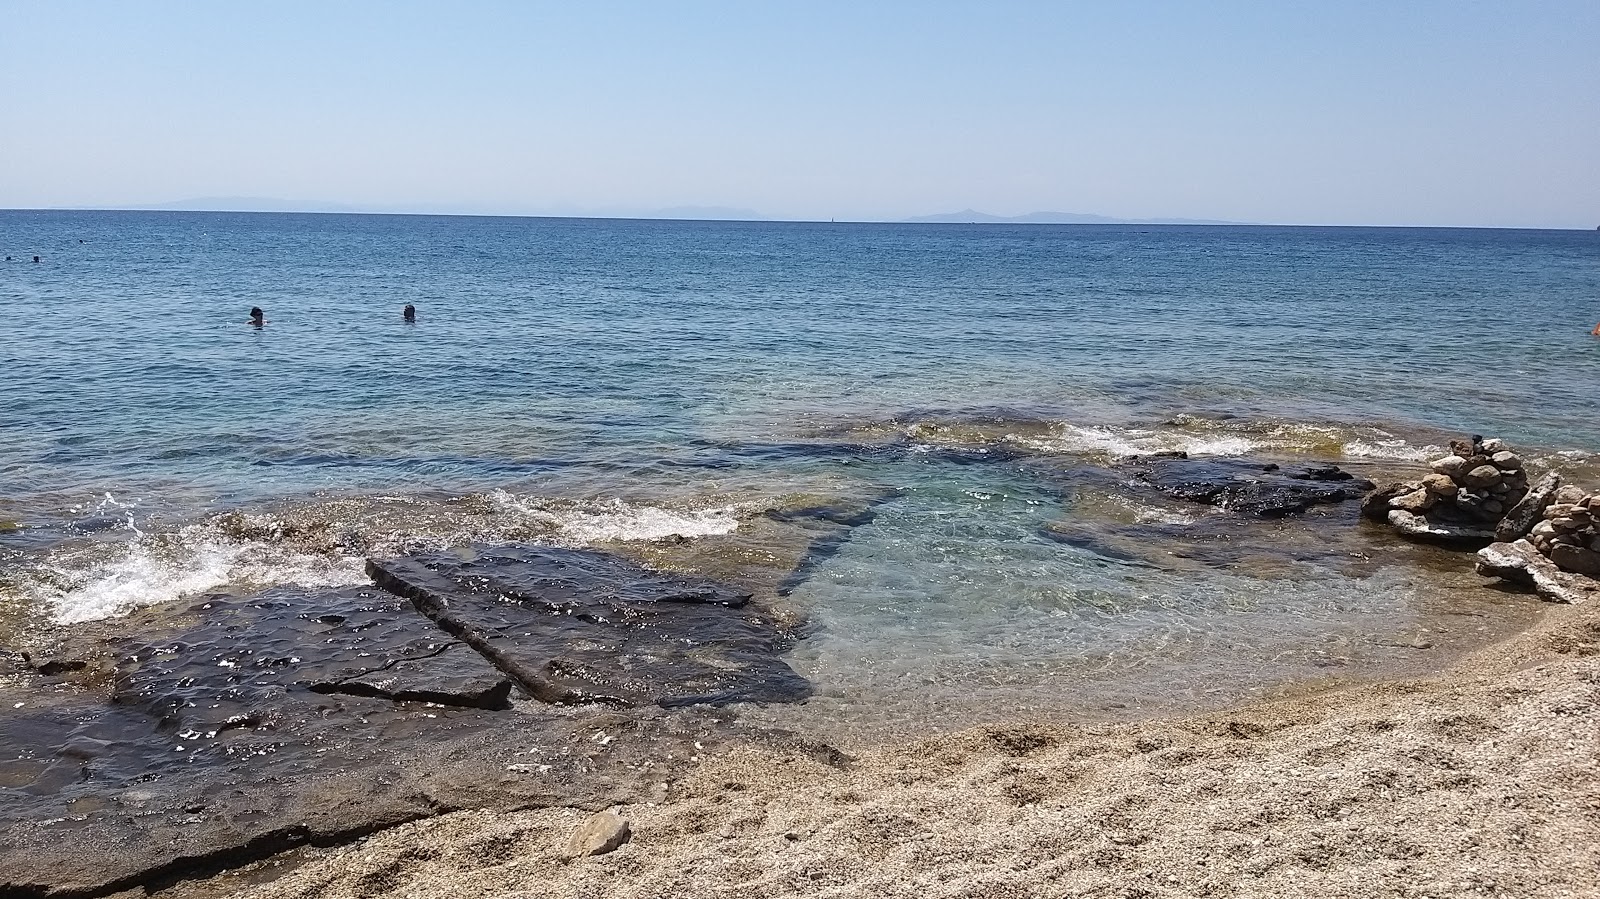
3, 210, 1598, 744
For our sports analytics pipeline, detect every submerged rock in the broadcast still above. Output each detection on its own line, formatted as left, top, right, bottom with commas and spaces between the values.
1, 541, 824, 897
368, 545, 811, 708
1127, 458, 1374, 517
102, 587, 514, 730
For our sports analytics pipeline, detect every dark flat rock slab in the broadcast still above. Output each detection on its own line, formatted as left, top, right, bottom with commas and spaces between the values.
99, 587, 514, 731
1127, 458, 1375, 517
368, 545, 811, 708
0, 578, 780, 898
308, 643, 513, 709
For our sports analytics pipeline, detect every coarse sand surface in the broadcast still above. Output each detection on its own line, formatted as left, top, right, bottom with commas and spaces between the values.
194, 596, 1600, 899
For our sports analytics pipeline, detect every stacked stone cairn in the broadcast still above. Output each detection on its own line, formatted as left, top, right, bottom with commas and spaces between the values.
1522, 485, 1600, 578
1476, 476, 1600, 604
1363, 436, 1529, 541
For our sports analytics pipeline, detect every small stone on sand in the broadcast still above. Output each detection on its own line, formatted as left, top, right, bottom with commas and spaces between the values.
565, 811, 631, 859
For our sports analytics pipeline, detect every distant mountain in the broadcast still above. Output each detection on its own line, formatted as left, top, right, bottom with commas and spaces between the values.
904, 208, 1240, 225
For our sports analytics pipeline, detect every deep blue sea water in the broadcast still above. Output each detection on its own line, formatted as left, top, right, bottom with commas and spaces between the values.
3, 211, 1598, 740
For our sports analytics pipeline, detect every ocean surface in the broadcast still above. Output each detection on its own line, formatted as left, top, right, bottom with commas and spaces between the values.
3, 211, 1598, 742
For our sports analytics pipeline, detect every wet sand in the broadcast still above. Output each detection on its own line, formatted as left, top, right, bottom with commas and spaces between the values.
182, 590, 1600, 899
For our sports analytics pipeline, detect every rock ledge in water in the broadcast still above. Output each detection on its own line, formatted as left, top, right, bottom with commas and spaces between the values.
1127, 458, 1374, 517
1476, 539, 1600, 605
368, 545, 811, 708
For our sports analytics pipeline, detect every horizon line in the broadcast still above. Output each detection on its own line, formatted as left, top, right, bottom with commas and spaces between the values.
2, 206, 1595, 232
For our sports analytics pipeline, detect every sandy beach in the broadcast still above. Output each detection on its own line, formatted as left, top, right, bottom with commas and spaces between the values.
165, 586, 1599, 899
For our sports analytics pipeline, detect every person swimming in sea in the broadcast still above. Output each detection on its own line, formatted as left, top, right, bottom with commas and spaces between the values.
248, 306, 266, 327
403, 303, 416, 323
1592, 321, 1600, 337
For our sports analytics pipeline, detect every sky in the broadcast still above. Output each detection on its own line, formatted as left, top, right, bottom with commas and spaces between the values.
1, 1, 1596, 227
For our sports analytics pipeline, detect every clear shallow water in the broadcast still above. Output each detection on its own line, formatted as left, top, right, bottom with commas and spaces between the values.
2, 211, 1597, 740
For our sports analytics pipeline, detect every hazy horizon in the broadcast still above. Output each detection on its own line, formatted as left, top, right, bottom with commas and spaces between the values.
2, 2, 1596, 229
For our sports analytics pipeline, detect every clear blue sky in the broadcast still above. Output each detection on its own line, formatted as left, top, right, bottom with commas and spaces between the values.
2, 1, 1596, 227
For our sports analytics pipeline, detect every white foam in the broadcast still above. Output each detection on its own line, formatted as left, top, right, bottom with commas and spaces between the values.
1340, 439, 1443, 462
1015, 424, 1261, 459
489, 492, 740, 544
39, 530, 367, 625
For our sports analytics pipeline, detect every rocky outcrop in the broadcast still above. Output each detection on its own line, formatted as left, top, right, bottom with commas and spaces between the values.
1127, 457, 1374, 517
1476, 539, 1599, 605
1, 546, 817, 898
1495, 472, 1562, 542
368, 545, 810, 708
1521, 486, 1600, 576
1363, 437, 1530, 545
1476, 481, 1600, 602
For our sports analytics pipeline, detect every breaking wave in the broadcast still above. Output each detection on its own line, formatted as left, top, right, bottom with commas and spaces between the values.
487, 492, 742, 543
17, 492, 748, 625
31, 529, 367, 625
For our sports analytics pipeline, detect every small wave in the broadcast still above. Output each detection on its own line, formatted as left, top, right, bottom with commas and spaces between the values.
31, 529, 366, 625
1014, 424, 1261, 459
1011, 417, 1462, 465
488, 492, 740, 543
1339, 439, 1444, 462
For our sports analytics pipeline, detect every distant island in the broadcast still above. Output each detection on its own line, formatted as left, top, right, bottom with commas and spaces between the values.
904, 208, 1242, 225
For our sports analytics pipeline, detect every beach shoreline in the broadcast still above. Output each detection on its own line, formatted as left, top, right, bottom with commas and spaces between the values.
170, 585, 1598, 899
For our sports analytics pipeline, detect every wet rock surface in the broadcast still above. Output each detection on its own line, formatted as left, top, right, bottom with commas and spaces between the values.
0, 546, 816, 898
368, 545, 810, 708
1125, 457, 1374, 517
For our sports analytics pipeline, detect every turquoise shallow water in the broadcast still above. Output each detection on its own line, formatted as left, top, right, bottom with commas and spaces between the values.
2, 211, 1597, 738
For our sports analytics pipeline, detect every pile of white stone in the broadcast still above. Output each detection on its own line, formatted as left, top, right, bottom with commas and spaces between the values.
1475, 470, 1600, 605
1525, 486, 1600, 578
1365, 436, 1530, 541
